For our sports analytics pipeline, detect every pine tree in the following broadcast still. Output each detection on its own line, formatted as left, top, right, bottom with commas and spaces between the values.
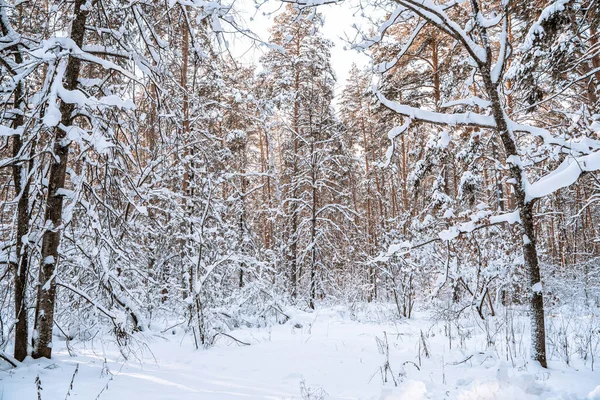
261, 4, 355, 306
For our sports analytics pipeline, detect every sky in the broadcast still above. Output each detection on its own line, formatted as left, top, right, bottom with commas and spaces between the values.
228, 0, 372, 93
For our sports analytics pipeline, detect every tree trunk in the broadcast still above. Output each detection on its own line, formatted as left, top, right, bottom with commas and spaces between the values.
483, 71, 547, 368
289, 67, 301, 299
11, 60, 31, 363
239, 152, 247, 288
32, 0, 89, 359
0, 0, 32, 363
309, 140, 317, 309
361, 115, 377, 301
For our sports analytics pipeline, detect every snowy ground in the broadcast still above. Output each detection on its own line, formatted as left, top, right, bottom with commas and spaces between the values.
2, 306, 599, 399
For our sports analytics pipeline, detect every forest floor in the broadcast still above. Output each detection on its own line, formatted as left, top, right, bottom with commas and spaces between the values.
1, 305, 599, 399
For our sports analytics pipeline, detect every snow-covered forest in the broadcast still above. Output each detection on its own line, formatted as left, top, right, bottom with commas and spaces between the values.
1, 0, 600, 398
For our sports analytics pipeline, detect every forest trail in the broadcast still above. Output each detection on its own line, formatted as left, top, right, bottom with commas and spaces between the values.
2, 307, 599, 400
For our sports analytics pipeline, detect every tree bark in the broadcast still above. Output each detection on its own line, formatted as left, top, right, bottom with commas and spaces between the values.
0, 0, 33, 364
482, 71, 547, 368
1, 6, 31, 362
32, 0, 89, 359
470, 0, 547, 367
11, 84, 33, 362
309, 139, 317, 309
11, 56, 31, 363
289, 66, 301, 299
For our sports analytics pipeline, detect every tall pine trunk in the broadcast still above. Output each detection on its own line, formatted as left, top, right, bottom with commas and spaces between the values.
309, 140, 317, 309
289, 67, 301, 299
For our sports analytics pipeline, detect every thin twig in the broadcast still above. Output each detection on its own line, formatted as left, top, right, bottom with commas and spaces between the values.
447, 355, 474, 366
403, 360, 421, 371
0, 351, 18, 368
212, 332, 250, 346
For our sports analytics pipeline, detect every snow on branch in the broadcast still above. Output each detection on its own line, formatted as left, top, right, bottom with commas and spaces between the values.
376, 19, 428, 73
491, 16, 509, 83
520, 0, 571, 53
508, 120, 600, 155
30, 37, 137, 82
0, 125, 23, 137
372, 210, 521, 263
355, 5, 405, 50
375, 88, 496, 129
440, 97, 491, 109
396, 0, 487, 64
55, 279, 117, 322
280, 0, 343, 7
438, 210, 520, 241
526, 151, 600, 202
380, 118, 411, 168
378, 90, 600, 162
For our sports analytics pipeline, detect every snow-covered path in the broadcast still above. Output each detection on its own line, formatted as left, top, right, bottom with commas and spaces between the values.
2, 307, 599, 399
